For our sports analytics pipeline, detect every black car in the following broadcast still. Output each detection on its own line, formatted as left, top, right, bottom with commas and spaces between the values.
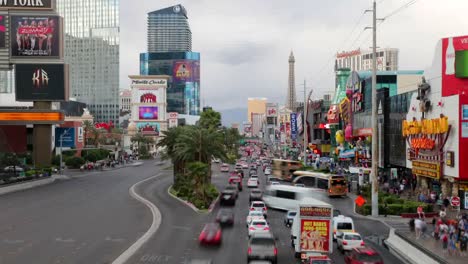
247, 233, 278, 264
249, 188, 263, 202
249, 169, 257, 176
220, 186, 238, 206
215, 208, 234, 226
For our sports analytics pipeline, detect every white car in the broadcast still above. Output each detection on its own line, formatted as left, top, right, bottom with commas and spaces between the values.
264, 168, 271, 175
250, 201, 267, 217
242, 163, 249, 169
294, 183, 305, 188
336, 232, 365, 252
248, 219, 270, 237
212, 158, 221, 163
220, 164, 230, 172
247, 178, 259, 188
270, 181, 280, 185
246, 211, 265, 227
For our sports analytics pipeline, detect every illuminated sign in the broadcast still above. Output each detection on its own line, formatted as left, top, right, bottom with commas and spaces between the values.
0, 0, 54, 10
0, 110, 64, 124
339, 98, 351, 123
131, 79, 167, 86
402, 117, 449, 136
300, 206, 332, 218
336, 49, 360, 59
412, 160, 441, 179
15, 63, 68, 101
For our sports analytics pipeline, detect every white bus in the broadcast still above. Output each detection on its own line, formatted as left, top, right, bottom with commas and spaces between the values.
263, 184, 323, 211
293, 171, 348, 197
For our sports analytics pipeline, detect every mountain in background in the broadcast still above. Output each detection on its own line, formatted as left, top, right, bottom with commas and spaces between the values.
219, 108, 247, 127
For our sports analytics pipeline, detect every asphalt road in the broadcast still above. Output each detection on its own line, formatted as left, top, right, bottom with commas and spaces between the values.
0, 160, 164, 264
131, 163, 403, 264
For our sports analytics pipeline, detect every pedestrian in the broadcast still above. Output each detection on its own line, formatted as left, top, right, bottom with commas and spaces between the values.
415, 218, 423, 239
460, 231, 467, 256
449, 234, 458, 256
441, 231, 449, 256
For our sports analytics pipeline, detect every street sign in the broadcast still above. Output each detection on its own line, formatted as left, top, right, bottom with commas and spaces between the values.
451, 196, 460, 207
355, 195, 366, 207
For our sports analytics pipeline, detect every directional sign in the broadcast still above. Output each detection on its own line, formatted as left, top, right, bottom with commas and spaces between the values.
451, 196, 460, 207
355, 195, 366, 207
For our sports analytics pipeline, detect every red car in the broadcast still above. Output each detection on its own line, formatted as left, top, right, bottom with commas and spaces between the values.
228, 176, 243, 191
344, 247, 383, 264
198, 223, 222, 246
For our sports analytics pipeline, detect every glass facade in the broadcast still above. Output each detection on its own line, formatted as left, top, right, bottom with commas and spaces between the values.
147, 5, 191, 52
0, 70, 14, 93
56, 0, 120, 124
140, 52, 200, 115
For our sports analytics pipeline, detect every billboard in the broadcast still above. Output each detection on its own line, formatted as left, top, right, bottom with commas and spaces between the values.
140, 92, 157, 103
442, 36, 468, 96
173, 60, 193, 83
300, 219, 331, 253
10, 15, 62, 58
0, 15, 5, 48
290, 113, 297, 140
55, 127, 75, 148
137, 122, 160, 136
139, 106, 158, 120
266, 105, 278, 117
0, 0, 54, 10
15, 63, 68, 101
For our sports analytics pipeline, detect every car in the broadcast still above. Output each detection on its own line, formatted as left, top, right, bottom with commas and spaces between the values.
220, 189, 237, 206
242, 163, 249, 169
236, 169, 245, 178
333, 209, 342, 217
248, 219, 270, 237
250, 164, 258, 170
216, 208, 234, 226
284, 210, 297, 227
344, 247, 384, 264
220, 164, 230, 172
337, 232, 365, 253
235, 163, 243, 170
3, 166, 24, 172
249, 169, 257, 176
267, 176, 281, 183
270, 181, 280, 186
249, 188, 263, 202
248, 178, 259, 188
250, 201, 267, 217
294, 183, 305, 187
247, 232, 278, 264
198, 223, 222, 246
246, 210, 265, 227
229, 176, 243, 191
264, 167, 271, 175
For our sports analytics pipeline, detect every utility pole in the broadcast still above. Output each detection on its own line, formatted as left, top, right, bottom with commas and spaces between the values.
370, 0, 379, 217
303, 79, 307, 165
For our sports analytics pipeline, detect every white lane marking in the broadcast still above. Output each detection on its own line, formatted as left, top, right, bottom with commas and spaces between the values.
112, 174, 162, 264
55, 238, 75, 243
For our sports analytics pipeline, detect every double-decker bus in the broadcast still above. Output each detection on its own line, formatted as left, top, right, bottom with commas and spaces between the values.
271, 159, 302, 181
292, 171, 348, 197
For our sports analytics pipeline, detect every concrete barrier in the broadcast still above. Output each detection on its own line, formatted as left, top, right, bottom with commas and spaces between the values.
0, 177, 56, 196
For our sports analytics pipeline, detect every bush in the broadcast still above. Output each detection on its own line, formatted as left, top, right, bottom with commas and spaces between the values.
65, 156, 85, 169
205, 184, 219, 200
52, 155, 61, 166
62, 150, 77, 157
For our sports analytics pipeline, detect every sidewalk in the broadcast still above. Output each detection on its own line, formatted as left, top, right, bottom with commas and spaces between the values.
349, 193, 467, 264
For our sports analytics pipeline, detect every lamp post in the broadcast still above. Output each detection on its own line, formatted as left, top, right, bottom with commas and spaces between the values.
59, 129, 69, 175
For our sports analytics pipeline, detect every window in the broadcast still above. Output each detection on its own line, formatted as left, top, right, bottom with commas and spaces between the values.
276, 190, 296, 200
337, 223, 353, 230
317, 178, 328, 190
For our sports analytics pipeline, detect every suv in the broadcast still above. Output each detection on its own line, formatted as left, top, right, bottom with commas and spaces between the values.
344, 247, 383, 264
247, 233, 277, 264
220, 185, 238, 206
249, 188, 263, 202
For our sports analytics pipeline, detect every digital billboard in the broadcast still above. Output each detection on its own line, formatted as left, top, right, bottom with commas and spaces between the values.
139, 106, 159, 120
140, 92, 157, 103
0, 15, 5, 48
290, 113, 297, 140
10, 15, 62, 58
15, 63, 68, 101
137, 122, 160, 136
0, 0, 54, 10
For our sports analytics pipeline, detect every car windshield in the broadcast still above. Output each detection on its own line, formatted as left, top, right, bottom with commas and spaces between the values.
225, 186, 237, 190
337, 223, 353, 230
356, 253, 382, 262
344, 234, 361, 240
288, 212, 297, 216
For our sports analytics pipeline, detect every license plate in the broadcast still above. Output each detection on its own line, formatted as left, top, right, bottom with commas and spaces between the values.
223, 195, 231, 199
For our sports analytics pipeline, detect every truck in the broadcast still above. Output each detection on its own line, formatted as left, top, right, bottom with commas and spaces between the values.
290, 197, 333, 261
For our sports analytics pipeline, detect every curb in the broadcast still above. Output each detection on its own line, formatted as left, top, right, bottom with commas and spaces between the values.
0, 176, 56, 196
167, 185, 219, 214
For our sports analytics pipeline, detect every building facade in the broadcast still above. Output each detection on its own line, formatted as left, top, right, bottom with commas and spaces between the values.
247, 97, 267, 123
147, 4, 192, 53
119, 90, 132, 112
56, 0, 120, 124
335, 48, 399, 72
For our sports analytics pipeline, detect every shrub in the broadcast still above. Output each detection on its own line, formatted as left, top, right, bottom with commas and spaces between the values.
62, 150, 77, 157
65, 156, 85, 169
52, 155, 61, 166
384, 197, 396, 204
205, 184, 219, 200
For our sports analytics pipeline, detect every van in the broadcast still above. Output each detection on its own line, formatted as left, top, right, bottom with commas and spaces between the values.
332, 215, 354, 240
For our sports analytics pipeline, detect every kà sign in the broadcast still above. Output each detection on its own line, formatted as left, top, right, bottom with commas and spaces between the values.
0, 0, 54, 10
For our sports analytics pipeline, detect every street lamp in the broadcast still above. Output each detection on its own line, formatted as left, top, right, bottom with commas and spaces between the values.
59, 129, 69, 175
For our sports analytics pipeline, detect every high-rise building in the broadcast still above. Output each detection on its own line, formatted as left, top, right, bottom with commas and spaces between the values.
141, 5, 200, 116
147, 4, 192, 52
287, 51, 297, 111
335, 48, 399, 72
247, 97, 267, 122
56, 0, 120, 124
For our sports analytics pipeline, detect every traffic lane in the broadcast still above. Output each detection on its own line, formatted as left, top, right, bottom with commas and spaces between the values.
0, 161, 161, 264
127, 171, 211, 264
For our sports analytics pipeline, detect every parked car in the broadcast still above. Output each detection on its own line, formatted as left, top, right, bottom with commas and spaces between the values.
249, 189, 263, 202
337, 232, 365, 253
248, 219, 270, 237
216, 208, 234, 227
264, 167, 271, 175
284, 210, 297, 227
294, 183, 305, 188
248, 178, 259, 188
247, 232, 277, 264
344, 247, 383, 264
235, 163, 243, 170
198, 223, 222, 246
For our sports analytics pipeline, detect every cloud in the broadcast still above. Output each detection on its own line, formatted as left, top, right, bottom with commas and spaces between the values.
208, 42, 269, 66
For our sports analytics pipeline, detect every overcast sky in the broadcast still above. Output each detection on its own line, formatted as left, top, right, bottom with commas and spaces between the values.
120, 0, 468, 110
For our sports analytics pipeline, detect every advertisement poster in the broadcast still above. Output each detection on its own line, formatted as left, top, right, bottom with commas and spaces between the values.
266, 106, 278, 117
15, 63, 67, 101
10, 15, 61, 58
140, 92, 157, 103
137, 122, 160, 136
300, 219, 330, 253
442, 36, 468, 97
296, 112, 303, 134
139, 106, 158, 120
290, 113, 297, 140
173, 60, 193, 83
0, 15, 5, 48
55, 127, 75, 148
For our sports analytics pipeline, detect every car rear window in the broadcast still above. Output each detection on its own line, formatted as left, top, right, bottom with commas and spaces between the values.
337, 223, 353, 230
253, 203, 265, 207
252, 221, 266, 226
251, 189, 262, 194
344, 234, 361, 240
288, 212, 297, 216
250, 237, 275, 246
356, 253, 382, 262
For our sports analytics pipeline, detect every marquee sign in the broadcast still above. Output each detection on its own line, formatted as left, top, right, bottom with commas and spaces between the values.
412, 160, 441, 179
0, 0, 54, 10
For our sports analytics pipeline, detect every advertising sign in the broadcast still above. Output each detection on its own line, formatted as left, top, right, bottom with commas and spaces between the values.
137, 122, 160, 136
15, 63, 68, 101
0, 0, 54, 10
131, 78, 166, 86
290, 113, 297, 140
140, 92, 157, 103
442, 36, 468, 96
55, 127, 75, 148
300, 219, 330, 253
412, 160, 441, 179
168, 112, 179, 119
0, 15, 5, 48
297, 112, 303, 134
77, 127, 83, 143
10, 15, 62, 58
327, 105, 340, 125
173, 60, 193, 83
139, 106, 158, 120
266, 105, 277, 117
300, 206, 332, 217
168, 118, 178, 128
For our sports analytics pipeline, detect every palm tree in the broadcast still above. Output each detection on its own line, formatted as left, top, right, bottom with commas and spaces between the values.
82, 120, 94, 147
91, 128, 102, 147
157, 126, 188, 183
186, 161, 209, 204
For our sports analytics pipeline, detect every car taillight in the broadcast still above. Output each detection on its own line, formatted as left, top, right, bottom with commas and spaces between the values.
329, 189, 332, 193
248, 247, 252, 254
249, 227, 255, 230
264, 227, 270, 231
263, 207, 267, 211
361, 241, 365, 246
250, 208, 255, 211
342, 241, 348, 245
273, 248, 277, 255
215, 231, 221, 241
